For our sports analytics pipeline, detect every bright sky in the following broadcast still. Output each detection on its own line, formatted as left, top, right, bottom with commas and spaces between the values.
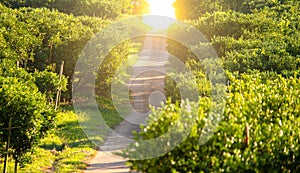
147, 0, 176, 18
143, 0, 176, 30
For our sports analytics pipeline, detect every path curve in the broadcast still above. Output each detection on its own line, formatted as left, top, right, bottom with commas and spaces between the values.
84, 35, 169, 173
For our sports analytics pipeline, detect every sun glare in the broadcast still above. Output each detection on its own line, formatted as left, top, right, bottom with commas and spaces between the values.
143, 0, 176, 30
147, 0, 176, 18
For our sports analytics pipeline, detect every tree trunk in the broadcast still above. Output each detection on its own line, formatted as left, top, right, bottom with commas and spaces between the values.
55, 61, 64, 111
14, 158, 18, 173
49, 43, 53, 63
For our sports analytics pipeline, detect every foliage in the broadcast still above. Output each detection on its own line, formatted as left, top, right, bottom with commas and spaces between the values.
0, 62, 68, 104
0, 0, 299, 172
95, 40, 133, 98
170, 1, 300, 76
132, 0, 150, 15
0, 64, 34, 83
0, 107, 96, 172
0, 3, 113, 100
33, 70, 68, 102
202, 8, 299, 74
0, 4, 41, 65
18, 7, 94, 68
0, 76, 56, 165
173, 0, 299, 20
0, 3, 148, 102
1, 0, 135, 19
124, 71, 300, 172
165, 59, 211, 102
94, 32, 147, 99
18, 7, 96, 100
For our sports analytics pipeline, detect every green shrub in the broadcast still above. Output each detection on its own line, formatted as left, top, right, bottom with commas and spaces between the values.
177, 4, 300, 76
0, 76, 56, 166
33, 70, 68, 102
124, 72, 300, 172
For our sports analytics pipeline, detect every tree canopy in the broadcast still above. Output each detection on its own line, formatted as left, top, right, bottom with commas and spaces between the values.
1, 0, 150, 18
0, 76, 56, 164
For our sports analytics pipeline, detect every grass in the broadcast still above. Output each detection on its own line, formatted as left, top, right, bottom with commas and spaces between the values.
0, 101, 123, 173
0, 38, 142, 173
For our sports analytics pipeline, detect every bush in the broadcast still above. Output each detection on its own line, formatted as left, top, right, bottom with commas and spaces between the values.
123, 71, 300, 172
33, 70, 68, 102
183, 5, 300, 75
165, 58, 212, 103
0, 76, 56, 166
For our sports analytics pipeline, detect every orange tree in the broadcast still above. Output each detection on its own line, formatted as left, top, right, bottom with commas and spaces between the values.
123, 71, 300, 172
0, 75, 56, 170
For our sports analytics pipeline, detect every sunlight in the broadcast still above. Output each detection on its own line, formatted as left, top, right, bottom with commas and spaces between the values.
147, 0, 176, 18
143, 0, 177, 31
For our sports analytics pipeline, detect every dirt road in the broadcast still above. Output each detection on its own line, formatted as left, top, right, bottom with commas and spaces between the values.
84, 35, 169, 173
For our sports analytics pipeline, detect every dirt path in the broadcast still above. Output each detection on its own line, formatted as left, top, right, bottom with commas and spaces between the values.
84, 35, 169, 173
